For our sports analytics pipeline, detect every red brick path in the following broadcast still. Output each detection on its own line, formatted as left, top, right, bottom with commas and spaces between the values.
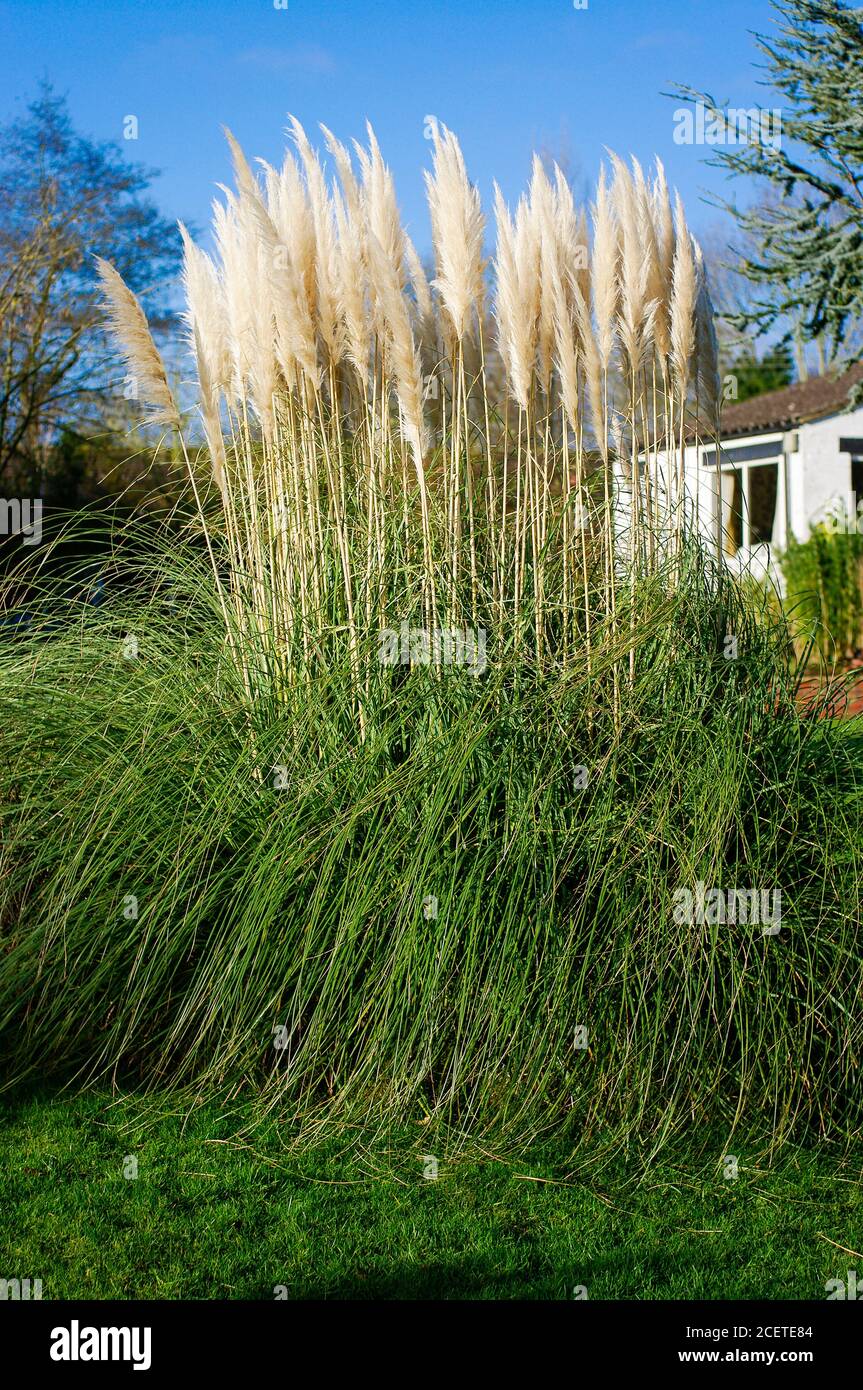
796, 668, 863, 719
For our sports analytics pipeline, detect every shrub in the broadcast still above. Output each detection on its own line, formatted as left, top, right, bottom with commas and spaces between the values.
781, 516, 863, 665
0, 122, 859, 1154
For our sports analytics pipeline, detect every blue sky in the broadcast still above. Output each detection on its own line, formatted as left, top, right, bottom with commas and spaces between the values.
0, 0, 782, 253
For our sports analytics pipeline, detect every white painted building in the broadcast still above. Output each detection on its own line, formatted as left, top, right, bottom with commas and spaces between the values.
651, 365, 863, 587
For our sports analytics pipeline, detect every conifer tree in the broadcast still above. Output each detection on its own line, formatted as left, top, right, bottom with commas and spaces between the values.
672, 1, 863, 372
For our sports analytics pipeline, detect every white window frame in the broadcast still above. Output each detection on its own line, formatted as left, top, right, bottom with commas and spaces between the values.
708, 453, 782, 556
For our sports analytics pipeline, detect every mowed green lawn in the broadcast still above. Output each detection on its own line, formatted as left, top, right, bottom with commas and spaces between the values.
0, 1092, 860, 1300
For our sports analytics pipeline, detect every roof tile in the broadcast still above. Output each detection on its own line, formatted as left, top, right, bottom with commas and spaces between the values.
714, 362, 863, 439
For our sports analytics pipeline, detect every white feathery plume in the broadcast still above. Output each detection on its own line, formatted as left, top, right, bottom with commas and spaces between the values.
223, 126, 263, 207
591, 165, 619, 371
610, 153, 650, 373
333, 187, 372, 384
492, 185, 517, 395
246, 237, 280, 437
212, 190, 255, 397
529, 155, 558, 391
493, 184, 539, 412
252, 161, 321, 392
693, 238, 720, 420
515, 194, 542, 378
288, 115, 345, 369
423, 124, 486, 342
404, 233, 437, 358
574, 206, 591, 316
320, 124, 362, 221
573, 274, 604, 457
549, 255, 579, 436
634, 158, 664, 334
323, 126, 372, 377
179, 222, 232, 399
651, 158, 675, 361
353, 124, 406, 353
354, 123, 405, 281
552, 166, 589, 334
264, 150, 318, 332
365, 229, 427, 470
215, 169, 280, 433
179, 223, 231, 495
670, 191, 697, 393
191, 322, 229, 503
95, 257, 179, 428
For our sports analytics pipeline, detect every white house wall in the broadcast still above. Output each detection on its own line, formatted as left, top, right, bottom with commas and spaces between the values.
796, 405, 863, 534
642, 405, 863, 588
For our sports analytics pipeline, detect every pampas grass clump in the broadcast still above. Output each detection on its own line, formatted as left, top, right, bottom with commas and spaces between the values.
97, 119, 722, 721
1, 121, 859, 1158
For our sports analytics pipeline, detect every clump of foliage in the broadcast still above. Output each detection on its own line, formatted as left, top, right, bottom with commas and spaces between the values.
0, 121, 859, 1159
0, 83, 181, 496
727, 344, 794, 403
781, 515, 863, 663
672, 0, 863, 378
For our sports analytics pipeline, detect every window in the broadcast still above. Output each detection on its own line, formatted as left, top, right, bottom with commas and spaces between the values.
716, 457, 779, 554
749, 462, 778, 544
722, 468, 743, 555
